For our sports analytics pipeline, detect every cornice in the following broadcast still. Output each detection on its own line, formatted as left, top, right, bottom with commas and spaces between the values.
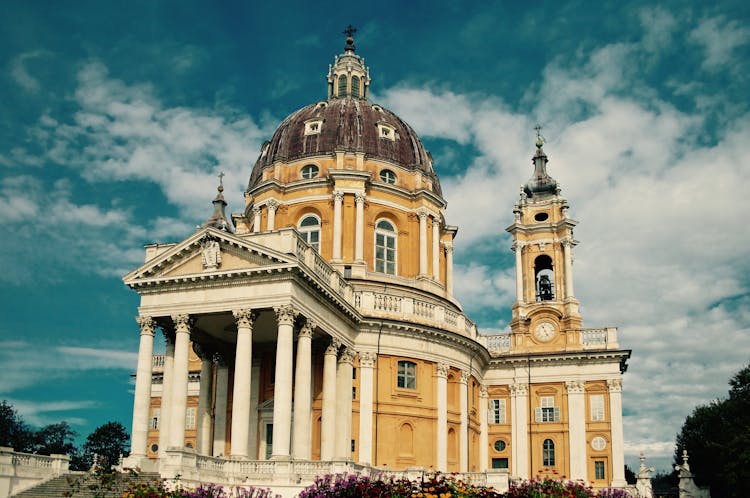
488, 349, 631, 369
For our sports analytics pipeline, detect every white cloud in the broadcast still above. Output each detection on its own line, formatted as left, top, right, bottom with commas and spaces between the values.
690, 16, 750, 71
9, 50, 51, 92
9, 399, 97, 428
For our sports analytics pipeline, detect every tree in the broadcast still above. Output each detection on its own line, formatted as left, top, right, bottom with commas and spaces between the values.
33, 421, 77, 455
675, 362, 750, 498
79, 421, 130, 471
0, 400, 35, 452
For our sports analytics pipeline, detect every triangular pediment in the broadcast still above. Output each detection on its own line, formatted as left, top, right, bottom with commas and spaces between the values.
123, 227, 298, 286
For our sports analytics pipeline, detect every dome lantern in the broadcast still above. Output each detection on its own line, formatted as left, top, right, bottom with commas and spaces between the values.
327, 26, 370, 100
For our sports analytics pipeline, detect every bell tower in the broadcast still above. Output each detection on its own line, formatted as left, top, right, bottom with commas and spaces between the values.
506, 132, 582, 349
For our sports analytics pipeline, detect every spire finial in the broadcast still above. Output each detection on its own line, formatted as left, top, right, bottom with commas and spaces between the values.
534, 124, 545, 149
217, 171, 225, 192
343, 24, 357, 52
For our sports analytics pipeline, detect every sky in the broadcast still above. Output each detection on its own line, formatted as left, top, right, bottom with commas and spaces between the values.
1, 0, 749, 473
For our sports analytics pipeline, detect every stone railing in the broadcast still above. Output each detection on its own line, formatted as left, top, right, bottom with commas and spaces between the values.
355, 291, 477, 338
0, 447, 70, 498
478, 327, 619, 356
152, 355, 165, 370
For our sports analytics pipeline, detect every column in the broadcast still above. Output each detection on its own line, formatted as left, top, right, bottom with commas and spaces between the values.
566, 381, 587, 481
357, 351, 376, 464
418, 211, 428, 277
354, 192, 366, 261
332, 191, 344, 260
231, 309, 255, 458
158, 331, 175, 456
212, 356, 229, 456
335, 347, 355, 460
459, 370, 469, 472
608, 379, 627, 486
266, 200, 279, 231
292, 320, 315, 460
252, 206, 261, 233
513, 242, 524, 303
194, 344, 214, 456
510, 382, 529, 479
443, 241, 454, 295
436, 363, 449, 471
563, 238, 575, 299
320, 338, 339, 460
130, 316, 156, 458
432, 215, 440, 280
479, 385, 489, 471
248, 362, 261, 458
271, 304, 296, 459
168, 314, 191, 449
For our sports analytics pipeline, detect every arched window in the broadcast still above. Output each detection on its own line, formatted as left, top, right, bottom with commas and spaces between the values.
543, 438, 555, 466
534, 255, 554, 301
397, 360, 417, 389
301, 164, 319, 179
399, 423, 414, 455
375, 219, 397, 274
351, 75, 360, 98
379, 169, 397, 184
299, 215, 321, 252
337, 75, 347, 97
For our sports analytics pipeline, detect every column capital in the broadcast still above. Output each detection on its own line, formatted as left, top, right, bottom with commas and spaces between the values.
359, 351, 376, 368
511, 241, 526, 252
354, 192, 366, 204
442, 240, 454, 254
417, 209, 429, 220
432, 213, 442, 225
171, 314, 192, 333
436, 362, 449, 378
299, 319, 316, 338
266, 199, 279, 211
460, 370, 470, 384
252, 205, 261, 215
607, 378, 623, 392
480, 385, 488, 398
565, 380, 585, 394
333, 190, 345, 202
325, 337, 341, 355
274, 304, 297, 326
233, 308, 256, 328
510, 382, 528, 396
135, 316, 156, 336
339, 347, 356, 365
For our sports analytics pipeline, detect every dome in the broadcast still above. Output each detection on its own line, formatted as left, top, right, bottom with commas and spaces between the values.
247, 98, 442, 196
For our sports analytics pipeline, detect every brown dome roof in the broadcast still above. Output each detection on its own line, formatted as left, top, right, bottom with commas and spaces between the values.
247, 98, 442, 196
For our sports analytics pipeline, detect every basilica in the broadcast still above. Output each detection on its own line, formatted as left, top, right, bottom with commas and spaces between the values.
122, 34, 630, 494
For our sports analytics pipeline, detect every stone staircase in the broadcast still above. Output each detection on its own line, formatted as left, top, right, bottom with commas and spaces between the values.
12, 471, 162, 497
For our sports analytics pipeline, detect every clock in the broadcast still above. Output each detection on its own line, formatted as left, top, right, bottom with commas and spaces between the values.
533, 321, 556, 341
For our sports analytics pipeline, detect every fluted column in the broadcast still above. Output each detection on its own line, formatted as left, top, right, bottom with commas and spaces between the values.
158, 331, 174, 457
292, 320, 315, 460
212, 355, 229, 456
357, 352, 376, 464
459, 370, 469, 472
479, 385, 489, 471
563, 238, 575, 299
194, 344, 214, 456
332, 191, 344, 260
252, 206, 261, 233
320, 338, 340, 460
266, 200, 279, 231
510, 382, 529, 479
354, 192, 366, 261
608, 379, 627, 486
169, 314, 191, 449
436, 363, 449, 471
443, 241, 454, 295
418, 211, 428, 277
335, 347, 355, 460
513, 242, 524, 303
566, 380, 587, 481
432, 215, 440, 280
231, 309, 255, 458
130, 316, 156, 458
271, 304, 296, 459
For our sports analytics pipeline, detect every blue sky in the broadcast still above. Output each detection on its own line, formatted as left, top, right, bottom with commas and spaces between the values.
1, 0, 749, 472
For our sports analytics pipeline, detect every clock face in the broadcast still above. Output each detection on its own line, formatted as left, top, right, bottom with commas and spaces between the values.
534, 321, 556, 341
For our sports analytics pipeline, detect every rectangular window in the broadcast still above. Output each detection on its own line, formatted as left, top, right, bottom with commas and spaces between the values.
150, 408, 160, 430
590, 394, 605, 421
491, 457, 509, 469
352, 367, 357, 379
351, 439, 356, 452
397, 360, 417, 389
595, 460, 606, 480
490, 399, 506, 424
185, 407, 196, 430
352, 387, 357, 399
534, 396, 560, 422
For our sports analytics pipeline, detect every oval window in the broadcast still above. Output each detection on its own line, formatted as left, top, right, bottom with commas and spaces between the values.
534, 212, 549, 222
494, 440, 506, 452
379, 169, 396, 184
301, 164, 319, 179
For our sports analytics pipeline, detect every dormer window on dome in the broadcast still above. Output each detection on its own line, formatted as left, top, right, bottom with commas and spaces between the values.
304, 119, 323, 135
378, 123, 397, 141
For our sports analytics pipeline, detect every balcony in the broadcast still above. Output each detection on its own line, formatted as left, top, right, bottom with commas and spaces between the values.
478, 327, 620, 357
